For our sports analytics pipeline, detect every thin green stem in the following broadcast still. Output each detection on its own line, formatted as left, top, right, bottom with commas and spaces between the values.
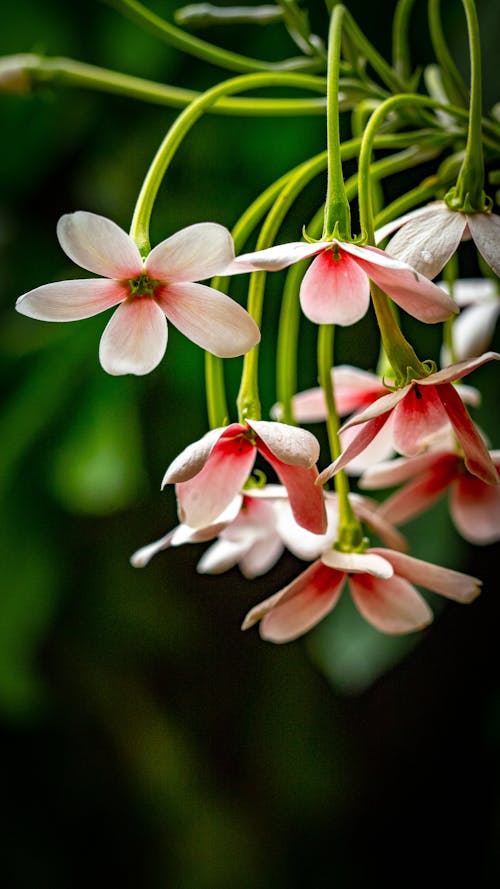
102, 0, 325, 74
317, 325, 364, 551
323, 4, 351, 239
392, 0, 417, 82
204, 352, 229, 429
428, 0, 469, 108
341, 8, 407, 93
129, 70, 328, 253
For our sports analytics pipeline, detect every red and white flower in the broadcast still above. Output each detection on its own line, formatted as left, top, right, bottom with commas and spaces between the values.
361, 447, 500, 545
377, 201, 500, 280
16, 211, 260, 375
162, 419, 327, 534
227, 236, 456, 326
318, 352, 500, 487
242, 546, 480, 643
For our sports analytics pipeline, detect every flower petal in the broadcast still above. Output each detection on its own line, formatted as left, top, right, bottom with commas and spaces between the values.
451, 473, 500, 544
442, 276, 499, 307
382, 204, 466, 278
351, 495, 408, 551
420, 350, 500, 386
16, 279, 126, 321
375, 204, 442, 244
321, 548, 393, 578
240, 535, 285, 579
225, 241, 328, 274
339, 415, 395, 474
349, 573, 433, 634
257, 438, 327, 534
377, 454, 459, 525
467, 212, 500, 277
130, 530, 176, 567
162, 426, 234, 485
360, 450, 453, 489
372, 548, 481, 603
99, 298, 168, 376
392, 384, 449, 456
444, 300, 500, 364
248, 419, 320, 467
145, 222, 235, 282
57, 212, 143, 278
275, 495, 338, 561
318, 412, 392, 482
299, 250, 370, 325
175, 434, 256, 528
157, 282, 260, 358
197, 538, 250, 574
242, 561, 345, 643
275, 365, 387, 424
436, 383, 499, 485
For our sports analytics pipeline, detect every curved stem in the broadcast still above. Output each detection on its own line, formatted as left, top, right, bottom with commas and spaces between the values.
129, 70, 328, 253
428, 0, 469, 107
341, 8, 406, 93
323, 4, 351, 239
392, 0, 417, 82
317, 325, 364, 551
102, 0, 325, 74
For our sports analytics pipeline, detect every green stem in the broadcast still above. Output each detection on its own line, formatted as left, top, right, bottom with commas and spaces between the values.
341, 8, 407, 93
317, 325, 364, 551
26, 55, 327, 116
204, 352, 229, 429
102, 0, 325, 74
392, 0, 417, 82
445, 0, 488, 211
428, 0, 469, 108
129, 70, 328, 253
323, 4, 351, 240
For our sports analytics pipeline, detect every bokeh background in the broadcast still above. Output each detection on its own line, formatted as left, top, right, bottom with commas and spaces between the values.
1, 0, 500, 886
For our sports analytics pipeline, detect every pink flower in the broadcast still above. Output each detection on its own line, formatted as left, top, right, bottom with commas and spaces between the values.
227, 237, 457, 326
318, 352, 500, 487
376, 201, 500, 280
361, 447, 500, 545
16, 211, 260, 375
439, 278, 500, 364
242, 547, 481, 643
162, 419, 327, 534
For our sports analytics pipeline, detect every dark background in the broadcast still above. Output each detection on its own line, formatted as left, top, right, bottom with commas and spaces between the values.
1, 1, 499, 886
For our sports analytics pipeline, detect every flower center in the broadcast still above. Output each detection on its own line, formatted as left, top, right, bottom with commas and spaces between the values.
127, 273, 159, 297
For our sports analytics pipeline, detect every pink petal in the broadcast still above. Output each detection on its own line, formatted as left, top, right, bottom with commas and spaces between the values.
242, 561, 345, 643
451, 473, 500, 544
332, 365, 388, 413
351, 495, 408, 551
349, 573, 433, 634
16, 279, 126, 321
145, 222, 235, 282
391, 384, 449, 456
225, 241, 327, 274
248, 419, 320, 467
156, 282, 260, 358
436, 383, 499, 485
372, 548, 481, 604
383, 204, 466, 279
175, 434, 256, 528
340, 386, 408, 430
57, 212, 142, 278
240, 535, 285, 579
318, 412, 392, 482
321, 548, 393, 578
420, 351, 500, 386
467, 212, 500, 277
99, 298, 168, 376
377, 453, 459, 525
360, 450, 453, 489
257, 437, 327, 534
162, 426, 234, 485
339, 415, 395, 474
299, 249, 371, 325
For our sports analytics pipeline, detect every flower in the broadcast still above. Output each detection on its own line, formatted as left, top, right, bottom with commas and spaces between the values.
16, 211, 260, 375
361, 447, 500, 545
439, 277, 500, 364
376, 201, 500, 280
162, 419, 327, 534
227, 237, 457, 326
242, 547, 481, 643
318, 352, 500, 486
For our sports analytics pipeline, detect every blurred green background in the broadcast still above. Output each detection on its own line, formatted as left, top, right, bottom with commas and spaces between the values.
1, 1, 500, 886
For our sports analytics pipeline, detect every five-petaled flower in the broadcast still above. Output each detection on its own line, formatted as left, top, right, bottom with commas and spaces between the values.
318, 352, 500, 487
162, 420, 327, 535
16, 211, 260, 375
227, 236, 457, 326
377, 201, 500, 280
361, 446, 500, 546
242, 546, 481, 643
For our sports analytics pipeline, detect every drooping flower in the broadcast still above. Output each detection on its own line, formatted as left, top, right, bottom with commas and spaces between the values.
16, 211, 260, 375
439, 277, 500, 365
361, 447, 500, 545
318, 352, 500, 487
242, 546, 480, 643
162, 419, 327, 534
226, 236, 457, 326
376, 201, 500, 280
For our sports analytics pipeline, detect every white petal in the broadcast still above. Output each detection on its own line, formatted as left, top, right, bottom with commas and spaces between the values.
382, 205, 466, 279
440, 276, 499, 307
99, 298, 168, 376
239, 535, 285, 579
16, 279, 126, 321
224, 240, 328, 274
247, 419, 320, 467
197, 538, 249, 574
375, 204, 441, 243
467, 212, 500, 277
448, 301, 500, 363
275, 497, 338, 561
321, 548, 393, 578
145, 222, 235, 282
57, 212, 143, 278
157, 282, 260, 357
130, 530, 176, 567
